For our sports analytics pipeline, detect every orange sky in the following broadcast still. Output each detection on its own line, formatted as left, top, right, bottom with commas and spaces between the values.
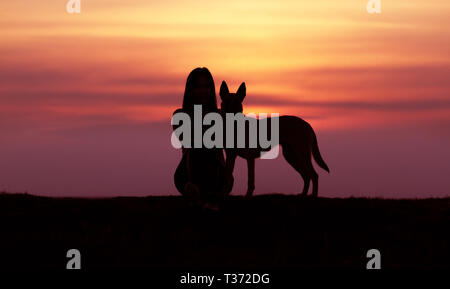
1, 0, 450, 132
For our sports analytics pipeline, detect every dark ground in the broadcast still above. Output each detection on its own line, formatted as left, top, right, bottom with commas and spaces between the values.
0, 193, 449, 270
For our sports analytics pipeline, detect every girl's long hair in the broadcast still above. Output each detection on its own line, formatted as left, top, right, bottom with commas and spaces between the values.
182, 67, 217, 113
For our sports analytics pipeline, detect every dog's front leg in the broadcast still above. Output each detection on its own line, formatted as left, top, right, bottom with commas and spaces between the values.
223, 150, 237, 195
246, 158, 255, 198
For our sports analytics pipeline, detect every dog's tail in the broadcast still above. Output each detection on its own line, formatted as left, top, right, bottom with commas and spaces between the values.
311, 130, 330, 173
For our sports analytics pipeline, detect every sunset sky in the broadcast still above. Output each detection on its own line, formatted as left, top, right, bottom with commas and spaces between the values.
1, 0, 449, 198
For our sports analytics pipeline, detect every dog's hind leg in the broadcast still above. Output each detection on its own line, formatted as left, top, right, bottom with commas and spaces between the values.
310, 165, 319, 197
282, 144, 310, 196
298, 168, 312, 197
299, 158, 318, 197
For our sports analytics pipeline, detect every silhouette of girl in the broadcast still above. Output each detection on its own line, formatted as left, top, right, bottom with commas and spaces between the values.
173, 67, 232, 210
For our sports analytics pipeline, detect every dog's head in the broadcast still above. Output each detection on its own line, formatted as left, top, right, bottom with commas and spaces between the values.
220, 81, 246, 113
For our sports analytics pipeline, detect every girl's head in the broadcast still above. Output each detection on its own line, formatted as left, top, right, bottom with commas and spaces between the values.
182, 67, 217, 112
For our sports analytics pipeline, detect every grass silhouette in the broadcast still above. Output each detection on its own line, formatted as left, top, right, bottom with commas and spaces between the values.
0, 192, 448, 269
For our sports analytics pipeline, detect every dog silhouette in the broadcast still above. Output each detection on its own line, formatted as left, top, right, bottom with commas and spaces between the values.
220, 81, 329, 198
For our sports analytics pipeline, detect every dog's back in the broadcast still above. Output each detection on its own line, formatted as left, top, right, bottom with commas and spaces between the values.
219, 80, 329, 197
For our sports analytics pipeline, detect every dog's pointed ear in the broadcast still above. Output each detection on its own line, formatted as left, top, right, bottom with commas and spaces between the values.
237, 82, 246, 100
220, 81, 229, 100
